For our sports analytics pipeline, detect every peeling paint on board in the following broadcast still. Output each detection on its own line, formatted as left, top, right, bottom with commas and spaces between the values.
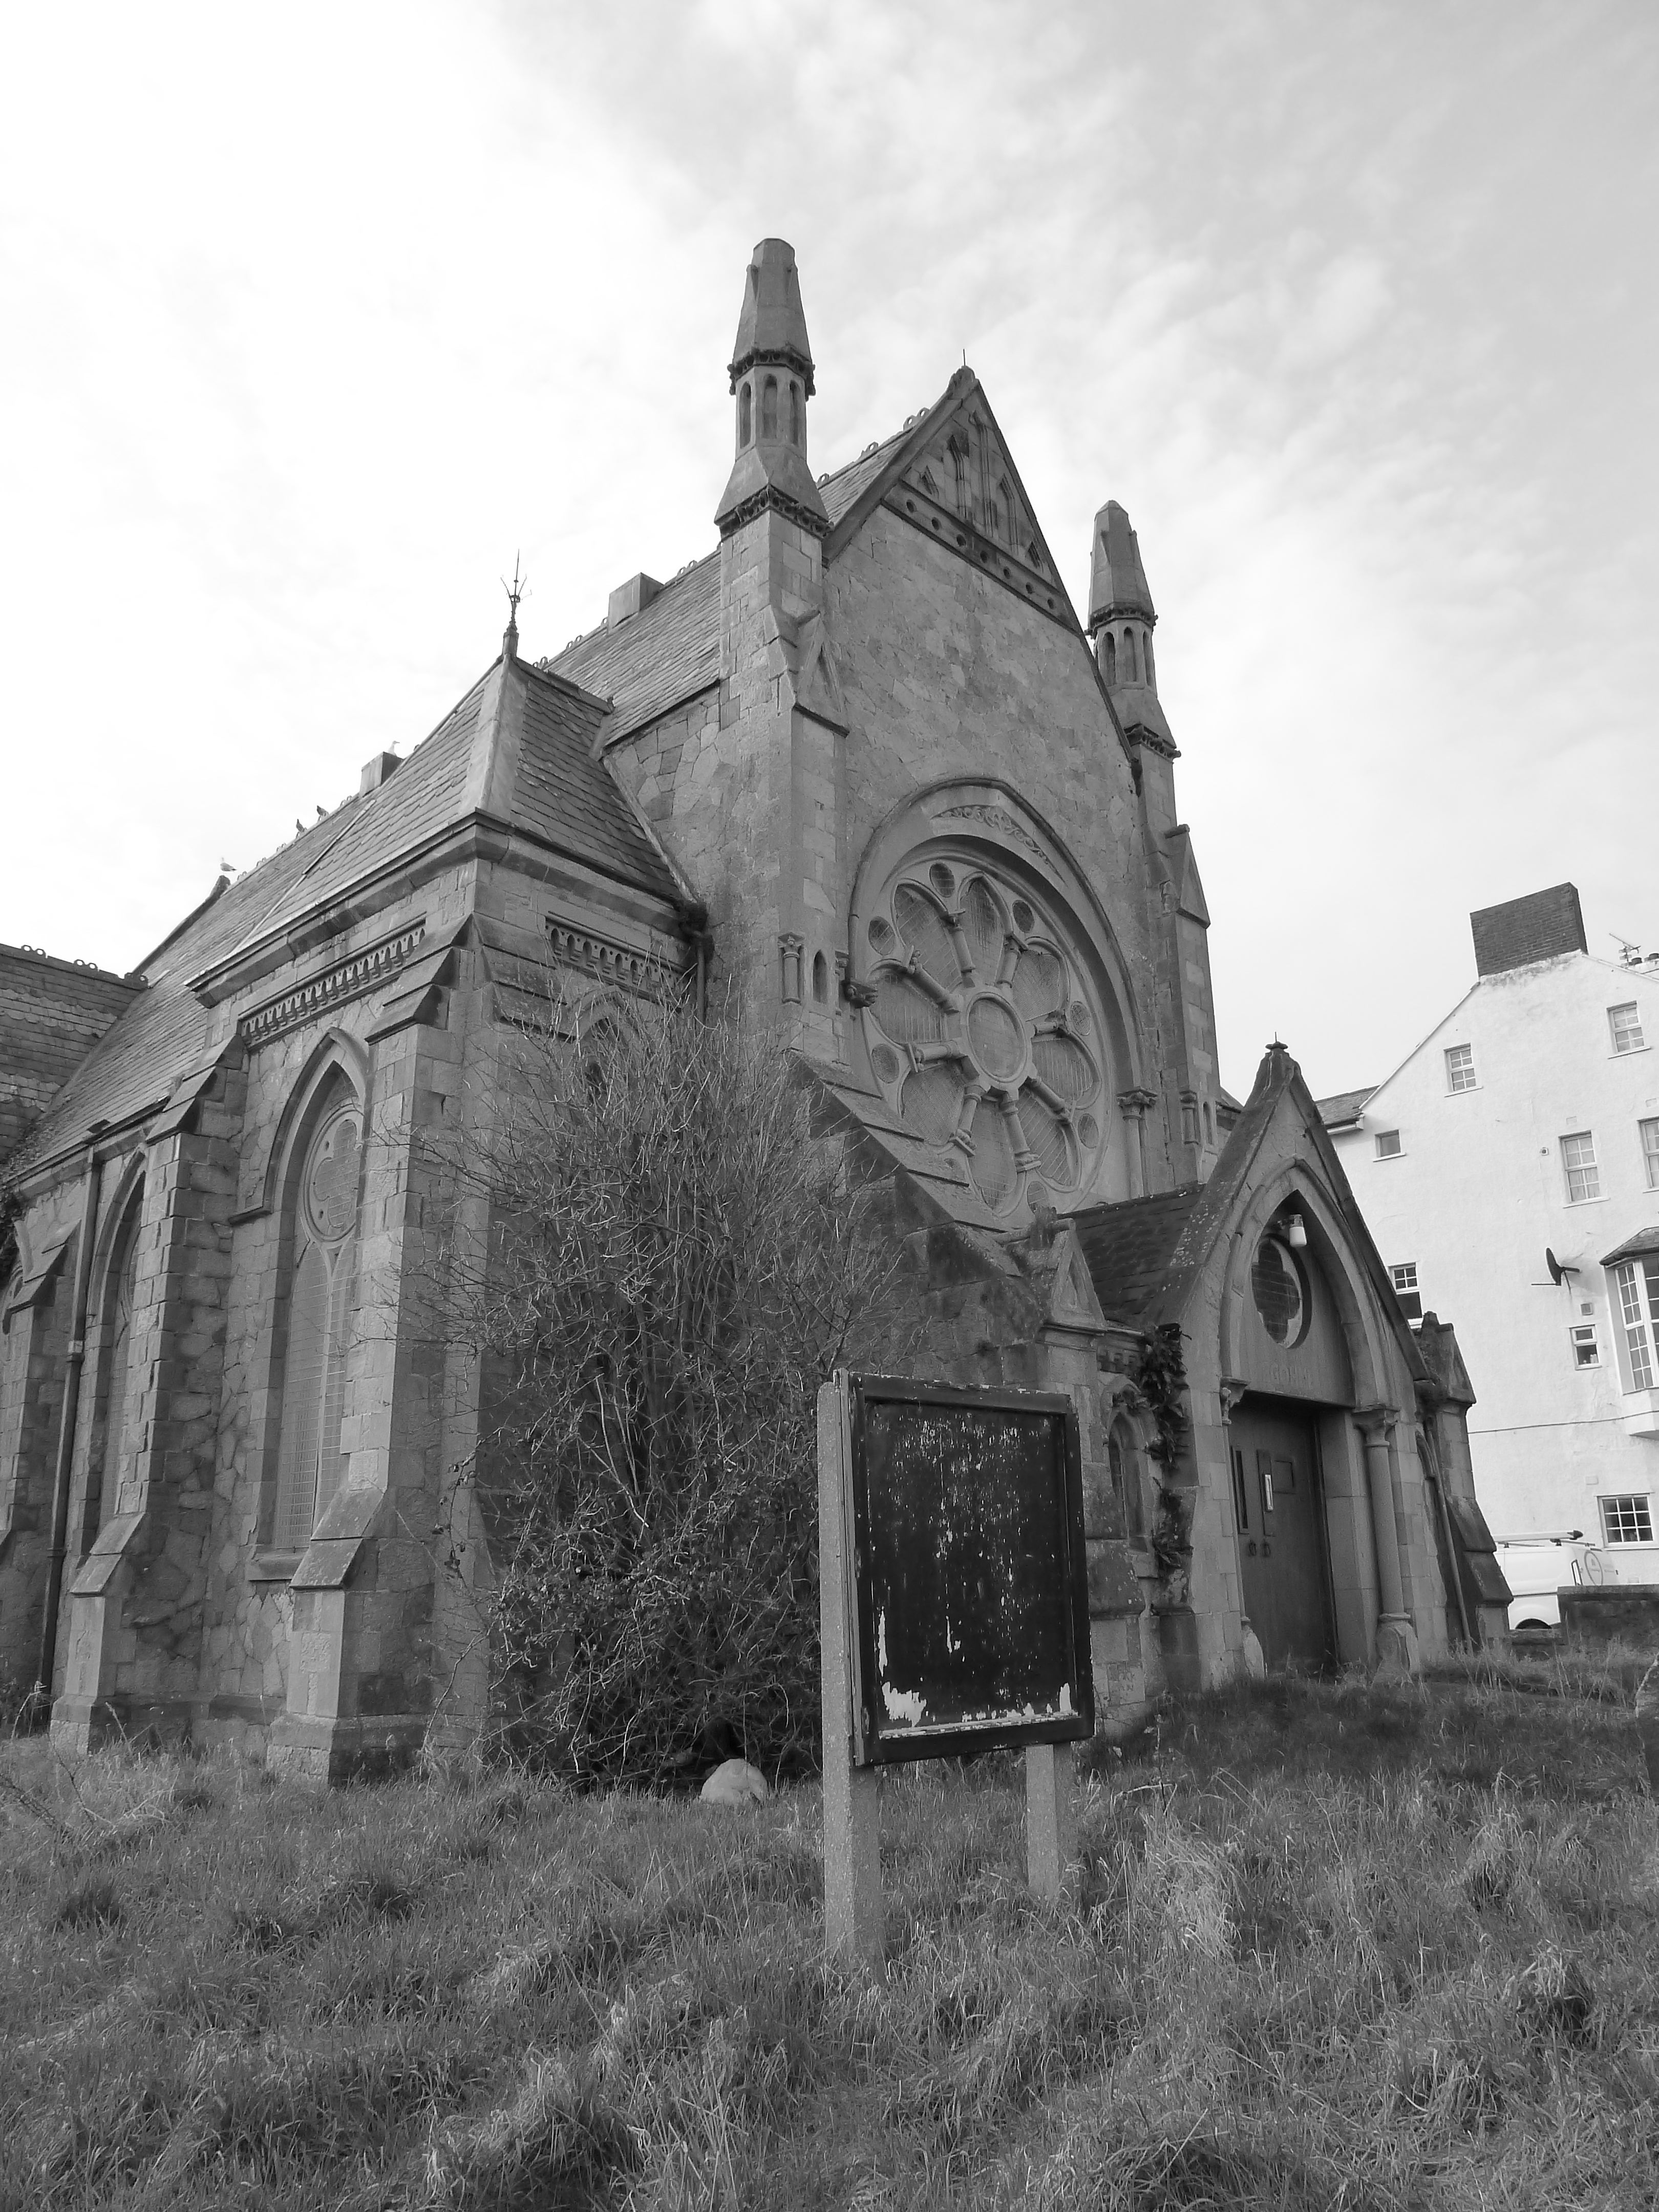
859, 1394, 1088, 1748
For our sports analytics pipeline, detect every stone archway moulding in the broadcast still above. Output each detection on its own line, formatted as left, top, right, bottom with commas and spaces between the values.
1217, 1159, 1393, 1416
845, 779, 1147, 1216
251, 1030, 373, 1220
846, 776, 1147, 1094
87, 1151, 147, 1297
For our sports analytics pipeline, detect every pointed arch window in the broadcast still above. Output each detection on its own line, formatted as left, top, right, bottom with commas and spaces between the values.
1125, 628, 1140, 683
737, 382, 752, 448
789, 380, 803, 446
761, 376, 779, 440
1103, 632, 1117, 684
1143, 632, 1155, 687
272, 1099, 362, 1552
86, 1200, 141, 1546
0, 1268, 28, 1511
1108, 1414, 1146, 1539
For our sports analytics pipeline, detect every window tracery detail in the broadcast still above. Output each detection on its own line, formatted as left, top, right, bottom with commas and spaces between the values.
85, 1200, 141, 1546
271, 1098, 361, 1551
861, 855, 1107, 1216
0, 1270, 27, 1511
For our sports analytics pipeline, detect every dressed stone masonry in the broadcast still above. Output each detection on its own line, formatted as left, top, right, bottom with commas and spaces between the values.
0, 238, 1500, 1772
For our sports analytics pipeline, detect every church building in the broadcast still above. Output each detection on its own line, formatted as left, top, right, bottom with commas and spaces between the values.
0, 240, 1504, 1776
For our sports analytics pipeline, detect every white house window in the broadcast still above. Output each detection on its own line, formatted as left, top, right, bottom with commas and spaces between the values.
271, 1100, 362, 1551
1570, 1323, 1600, 1368
1375, 1129, 1402, 1159
1600, 1493, 1653, 1545
1561, 1131, 1601, 1204
1445, 1044, 1477, 1093
1390, 1261, 1422, 1322
1609, 1003, 1645, 1054
1613, 1257, 1658, 1390
1641, 1117, 1659, 1191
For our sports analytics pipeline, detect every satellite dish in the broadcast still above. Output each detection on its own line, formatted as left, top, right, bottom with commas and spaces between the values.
1544, 1248, 1577, 1285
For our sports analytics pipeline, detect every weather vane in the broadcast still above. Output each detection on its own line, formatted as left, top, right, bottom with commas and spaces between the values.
502, 552, 529, 656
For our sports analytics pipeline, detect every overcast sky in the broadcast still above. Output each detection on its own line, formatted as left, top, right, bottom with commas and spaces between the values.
3, 1, 1654, 1100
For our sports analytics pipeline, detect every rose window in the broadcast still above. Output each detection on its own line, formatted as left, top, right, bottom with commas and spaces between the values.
861, 858, 1106, 1215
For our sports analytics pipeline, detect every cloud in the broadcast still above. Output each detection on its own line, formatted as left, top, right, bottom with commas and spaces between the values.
0, 0, 1654, 1099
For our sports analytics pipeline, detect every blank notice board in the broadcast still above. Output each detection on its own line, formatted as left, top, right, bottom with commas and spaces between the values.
844, 1376, 1093, 1763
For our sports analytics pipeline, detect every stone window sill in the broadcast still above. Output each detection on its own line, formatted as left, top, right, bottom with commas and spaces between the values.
249, 1549, 304, 1584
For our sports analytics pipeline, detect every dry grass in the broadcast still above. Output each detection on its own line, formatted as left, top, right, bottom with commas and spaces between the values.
2, 1673, 1655, 2208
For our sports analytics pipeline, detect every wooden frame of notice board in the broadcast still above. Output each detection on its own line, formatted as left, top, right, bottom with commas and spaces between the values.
842, 1374, 1094, 1765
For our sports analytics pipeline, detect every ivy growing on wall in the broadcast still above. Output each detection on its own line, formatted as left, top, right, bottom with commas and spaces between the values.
1132, 1321, 1193, 1577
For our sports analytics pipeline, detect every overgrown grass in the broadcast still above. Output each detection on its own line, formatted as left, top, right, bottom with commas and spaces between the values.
3, 1674, 1655, 2208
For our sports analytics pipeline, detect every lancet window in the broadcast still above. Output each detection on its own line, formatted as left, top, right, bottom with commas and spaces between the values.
0, 1269, 27, 1509
271, 1090, 363, 1551
85, 1197, 141, 1546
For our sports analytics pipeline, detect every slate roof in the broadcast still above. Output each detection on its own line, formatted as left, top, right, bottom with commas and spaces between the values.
541, 421, 915, 743
215, 671, 491, 956
15, 816, 371, 1170
1316, 1086, 1374, 1129
821, 430, 910, 524
1071, 1185, 1206, 1324
1601, 1225, 1659, 1268
548, 556, 721, 742
16, 652, 680, 1172
514, 664, 679, 897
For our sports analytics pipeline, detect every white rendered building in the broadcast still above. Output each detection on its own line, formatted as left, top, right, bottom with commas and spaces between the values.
1320, 885, 1659, 1618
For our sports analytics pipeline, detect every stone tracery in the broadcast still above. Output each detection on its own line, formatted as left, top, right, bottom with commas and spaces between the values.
861, 854, 1107, 1215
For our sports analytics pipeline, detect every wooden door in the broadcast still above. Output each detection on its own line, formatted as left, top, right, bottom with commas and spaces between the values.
1230, 1400, 1333, 1670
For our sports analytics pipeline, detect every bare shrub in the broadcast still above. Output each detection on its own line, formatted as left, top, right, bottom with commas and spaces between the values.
462, 991, 908, 1788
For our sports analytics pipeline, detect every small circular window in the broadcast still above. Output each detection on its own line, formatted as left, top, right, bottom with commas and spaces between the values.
1251, 1236, 1310, 1347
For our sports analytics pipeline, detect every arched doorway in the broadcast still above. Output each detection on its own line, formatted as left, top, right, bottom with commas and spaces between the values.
1228, 1218, 1353, 1669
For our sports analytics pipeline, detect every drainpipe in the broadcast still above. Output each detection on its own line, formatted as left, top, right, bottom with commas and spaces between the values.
35, 1138, 103, 1706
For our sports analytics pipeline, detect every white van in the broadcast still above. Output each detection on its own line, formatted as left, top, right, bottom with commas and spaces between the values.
1496, 1534, 1606, 1631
